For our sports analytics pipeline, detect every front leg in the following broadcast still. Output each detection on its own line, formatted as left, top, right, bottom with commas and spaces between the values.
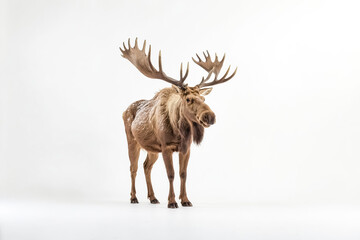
162, 148, 178, 208
179, 150, 192, 207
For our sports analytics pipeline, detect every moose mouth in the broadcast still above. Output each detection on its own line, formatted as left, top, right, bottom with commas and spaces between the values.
199, 119, 210, 128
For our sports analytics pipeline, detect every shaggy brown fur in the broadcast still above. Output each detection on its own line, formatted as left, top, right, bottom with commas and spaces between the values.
123, 86, 215, 208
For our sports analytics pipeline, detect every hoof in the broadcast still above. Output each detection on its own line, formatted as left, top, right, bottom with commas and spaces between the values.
181, 201, 193, 207
150, 199, 160, 204
168, 202, 178, 208
130, 198, 139, 204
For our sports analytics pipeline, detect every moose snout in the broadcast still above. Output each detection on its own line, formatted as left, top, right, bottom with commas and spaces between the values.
200, 111, 216, 126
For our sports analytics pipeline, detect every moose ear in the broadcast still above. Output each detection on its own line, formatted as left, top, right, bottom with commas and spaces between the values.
172, 85, 182, 94
199, 87, 213, 96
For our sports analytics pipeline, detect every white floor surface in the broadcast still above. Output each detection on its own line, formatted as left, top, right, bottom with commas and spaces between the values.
0, 199, 360, 240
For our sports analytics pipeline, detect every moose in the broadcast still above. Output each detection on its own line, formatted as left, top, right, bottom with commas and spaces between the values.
120, 38, 237, 208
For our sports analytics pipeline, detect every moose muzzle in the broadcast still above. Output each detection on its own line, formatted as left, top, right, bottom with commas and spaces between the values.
199, 111, 216, 127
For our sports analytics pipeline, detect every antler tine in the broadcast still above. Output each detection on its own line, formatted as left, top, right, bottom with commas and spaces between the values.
221, 65, 231, 79
142, 40, 146, 52
220, 53, 226, 64
180, 63, 183, 81
158, 50, 163, 72
120, 38, 189, 87
179, 62, 190, 84
134, 37, 138, 48
228, 67, 238, 79
147, 44, 153, 70
184, 62, 189, 80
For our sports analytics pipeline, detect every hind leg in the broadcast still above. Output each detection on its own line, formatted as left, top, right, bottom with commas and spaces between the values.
143, 152, 159, 204
128, 141, 140, 203
123, 115, 141, 203
123, 101, 148, 204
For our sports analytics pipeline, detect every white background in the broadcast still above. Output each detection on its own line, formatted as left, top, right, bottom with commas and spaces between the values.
1, 0, 360, 239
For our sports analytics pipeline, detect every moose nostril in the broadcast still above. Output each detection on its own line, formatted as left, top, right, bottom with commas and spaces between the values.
201, 112, 216, 125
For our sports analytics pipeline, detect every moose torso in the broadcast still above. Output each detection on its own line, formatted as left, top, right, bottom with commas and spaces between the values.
124, 87, 204, 154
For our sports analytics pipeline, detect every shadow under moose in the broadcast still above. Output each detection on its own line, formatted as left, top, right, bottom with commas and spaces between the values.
120, 38, 237, 208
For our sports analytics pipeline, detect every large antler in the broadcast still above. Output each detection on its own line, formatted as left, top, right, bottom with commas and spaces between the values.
120, 38, 189, 87
192, 51, 237, 88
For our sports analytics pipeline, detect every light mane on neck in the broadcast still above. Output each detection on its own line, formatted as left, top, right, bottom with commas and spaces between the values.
166, 93, 183, 133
